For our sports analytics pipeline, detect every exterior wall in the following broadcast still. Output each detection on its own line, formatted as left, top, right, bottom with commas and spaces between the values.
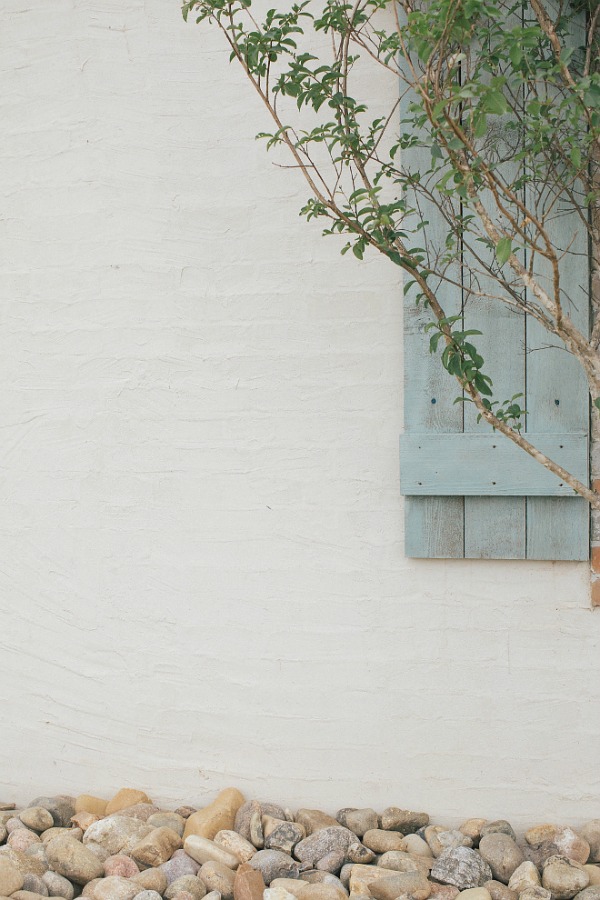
0, 0, 598, 826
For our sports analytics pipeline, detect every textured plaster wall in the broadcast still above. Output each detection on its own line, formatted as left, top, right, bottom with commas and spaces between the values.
0, 0, 599, 826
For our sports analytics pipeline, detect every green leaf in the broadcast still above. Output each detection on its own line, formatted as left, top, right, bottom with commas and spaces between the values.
495, 237, 512, 265
482, 90, 508, 116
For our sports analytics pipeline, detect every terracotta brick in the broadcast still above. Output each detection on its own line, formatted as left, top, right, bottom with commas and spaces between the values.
591, 579, 600, 608
592, 546, 600, 574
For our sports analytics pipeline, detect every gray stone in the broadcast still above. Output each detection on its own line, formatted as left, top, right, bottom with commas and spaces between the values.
266, 823, 306, 856
431, 848, 493, 890
425, 829, 472, 859
41, 871, 74, 900
21, 874, 48, 895
478, 834, 525, 884
574, 889, 600, 900
235, 804, 287, 842
45, 836, 104, 885
198, 860, 236, 899
161, 850, 201, 885
294, 829, 354, 868
336, 811, 379, 839
480, 825, 517, 843
83, 816, 152, 857
29, 799, 76, 830
20, 810, 54, 834
542, 856, 590, 900
249, 850, 300, 884
147, 813, 186, 837
165, 875, 208, 899
368, 871, 431, 900
483, 881, 517, 900
295, 813, 340, 837
380, 811, 430, 835
133, 892, 164, 900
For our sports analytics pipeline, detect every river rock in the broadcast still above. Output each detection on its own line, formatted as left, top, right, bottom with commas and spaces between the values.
368, 871, 431, 900
584, 869, 600, 887
41, 871, 74, 900
426, 830, 472, 859
519, 889, 552, 900
457, 890, 491, 900
45, 836, 104, 885
133, 867, 170, 894
430, 886, 460, 900
295, 813, 339, 837
7, 818, 28, 833
508, 862, 541, 893
294, 828, 355, 867
104, 854, 141, 877
573, 890, 600, 900
93, 876, 140, 900
83, 816, 152, 857
363, 832, 405, 854
233, 861, 266, 900
265, 821, 306, 855
30, 799, 76, 829
235, 804, 287, 844
0, 856, 24, 895
185, 791, 245, 842
579, 827, 600, 865
214, 831, 256, 864
270, 879, 308, 899
377, 852, 431, 875
431, 848, 493, 890
478, 834, 525, 884
481, 884, 516, 900
301, 885, 347, 900
21, 874, 48, 895
161, 850, 201, 884
349, 866, 400, 896
70, 813, 99, 832
526, 830, 590, 866
185, 836, 240, 870
147, 813, 186, 837
20, 810, 54, 834
481, 826, 516, 843
75, 797, 108, 818
41, 829, 82, 845
105, 790, 151, 816
542, 856, 590, 899
132, 827, 183, 868
0, 845, 48, 877
460, 824, 488, 849
117, 804, 161, 823
403, 837, 434, 858
249, 850, 299, 884
133, 892, 163, 900
265, 888, 300, 900
165, 876, 208, 899
9, 831, 42, 853
381, 812, 430, 835
336, 811, 379, 838
199, 860, 236, 898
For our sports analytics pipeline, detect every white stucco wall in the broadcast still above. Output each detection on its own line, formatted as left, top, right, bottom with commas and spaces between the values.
0, 0, 598, 827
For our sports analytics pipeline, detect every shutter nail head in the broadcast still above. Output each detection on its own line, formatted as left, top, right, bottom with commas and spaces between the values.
431, 397, 436, 404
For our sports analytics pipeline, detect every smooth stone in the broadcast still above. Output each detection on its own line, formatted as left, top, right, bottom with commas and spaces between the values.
580, 827, 600, 865
249, 850, 299, 884
46, 837, 104, 885
199, 860, 236, 899
347, 845, 375, 866
584, 869, 600, 887
70, 813, 99, 832
481, 826, 516, 843
380, 812, 430, 835
368, 872, 431, 900
0, 826, 6, 844
171, 894, 196, 900
363, 832, 405, 854
83, 816, 153, 856
270, 879, 309, 898
12, 893, 58, 900
233, 861, 266, 900
177, 809, 198, 820
132, 868, 169, 893
377, 852, 431, 875
526, 830, 590, 866
0, 856, 24, 894
93, 876, 140, 900
265, 888, 299, 900
22, 874, 48, 895
519, 889, 552, 900
349, 866, 400, 897
301, 885, 347, 900
296, 813, 339, 838
235, 804, 286, 845
7, 818, 28, 834
133, 893, 163, 900
147, 813, 185, 837
204, 892, 222, 900
316, 851, 346, 874
9, 832, 42, 853
81, 878, 102, 896
508, 863, 541, 893
300, 873, 343, 886
131, 826, 183, 868
478, 835, 525, 884
185, 791, 246, 842
459, 824, 488, 849
29, 799, 76, 829
41, 872, 74, 900
336, 812, 379, 839
426, 830, 472, 859
574, 890, 600, 900
105, 791, 152, 816
215, 831, 256, 864
160, 850, 201, 884
542, 856, 590, 900
430, 848, 493, 890
0, 804, 16, 811
75, 797, 108, 818
105, 854, 141, 877
42, 828, 83, 845
165, 876, 208, 899
339, 866, 353, 889
265, 821, 306, 855
185, 836, 240, 870
117, 805, 161, 822
24, 847, 49, 871
0, 845, 48, 876
403, 838, 433, 859
20, 810, 54, 834
430, 887, 460, 900
457, 891, 491, 900
294, 829, 355, 867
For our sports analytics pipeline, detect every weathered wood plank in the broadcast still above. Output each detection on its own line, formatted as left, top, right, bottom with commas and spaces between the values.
400, 432, 588, 495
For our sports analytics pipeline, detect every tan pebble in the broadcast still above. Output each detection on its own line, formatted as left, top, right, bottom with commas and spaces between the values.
8, 831, 41, 853
185, 835, 240, 869
176, 808, 198, 819
363, 831, 404, 854
457, 891, 492, 900
484, 881, 517, 900
402, 836, 433, 858
165, 875, 207, 899
171, 893, 196, 900
147, 812, 185, 836
270, 880, 309, 899
132, 867, 169, 893
368, 872, 431, 900
295, 812, 339, 836
584, 867, 600, 887
526, 829, 590, 866
105, 790, 151, 816
215, 831, 257, 864
130, 826, 183, 868
200, 860, 236, 899
580, 826, 600, 865
542, 857, 589, 900
12, 892, 58, 900
519, 889, 552, 900
75, 797, 108, 818
300, 886, 347, 900
265, 888, 298, 900
377, 852, 431, 875
45, 835, 104, 884
508, 862, 541, 893
429, 886, 459, 900
460, 822, 488, 847
81, 878, 103, 897
232, 861, 264, 900
70, 813, 99, 832
42, 828, 83, 844
0, 856, 24, 894
184, 790, 245, 842
19, 809, 54, 834
379, 810, 429, 835
92, 875, 140, 900
349, 866, 399, 897
104, 853, 140, 877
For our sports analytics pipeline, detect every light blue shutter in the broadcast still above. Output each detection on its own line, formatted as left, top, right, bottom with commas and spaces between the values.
398, 11, 590, 560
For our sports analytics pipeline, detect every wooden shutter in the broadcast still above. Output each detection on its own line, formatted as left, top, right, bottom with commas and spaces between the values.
398, 11, 590, 560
